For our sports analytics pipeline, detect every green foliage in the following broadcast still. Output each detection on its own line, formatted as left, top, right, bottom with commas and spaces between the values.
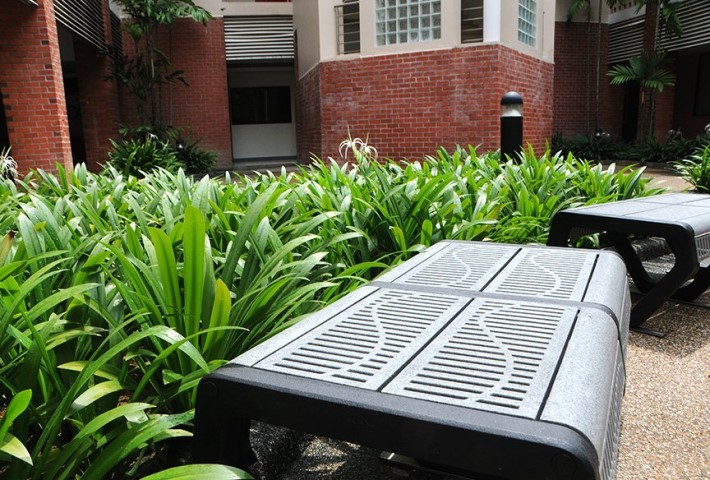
108, 126, 218, 176
140, 464, 252, 479
552, 133, 630, 161
0, 390, 33, 465
626, 134, 695, 163
608, 51, 676, 92
0, 146, 662, 478
673, 145, 710, 192
111, 0, 212, 126
108, 134, 182, 177
177, 139, 218, 175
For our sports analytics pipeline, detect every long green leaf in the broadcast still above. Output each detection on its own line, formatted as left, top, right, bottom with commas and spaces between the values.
140, 464, 253, 480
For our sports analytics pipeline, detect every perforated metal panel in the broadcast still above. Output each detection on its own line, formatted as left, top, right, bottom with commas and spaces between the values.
391, 242, 517, 291
695, 232, 710, 260
600, 358, 625, 480
485, 248, 596, 300
254, 289, 468, 389
382, 298, 576, 417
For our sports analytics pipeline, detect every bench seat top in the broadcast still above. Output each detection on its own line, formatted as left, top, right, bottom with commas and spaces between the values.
557, 193, 710, 233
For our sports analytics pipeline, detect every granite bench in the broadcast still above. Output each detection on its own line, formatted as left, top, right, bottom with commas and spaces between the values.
548, 193, 710, 327
194, 241, 630, 480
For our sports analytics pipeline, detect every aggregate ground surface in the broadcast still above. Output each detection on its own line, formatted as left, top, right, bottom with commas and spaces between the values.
245, 164, 709, 480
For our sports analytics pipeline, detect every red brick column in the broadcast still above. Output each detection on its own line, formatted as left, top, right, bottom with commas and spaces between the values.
74, 1, 120, 171
0, 0, 72, 174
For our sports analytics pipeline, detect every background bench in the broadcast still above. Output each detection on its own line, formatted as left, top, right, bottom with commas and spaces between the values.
194, 241, 630, 480
548, 193, 710, 328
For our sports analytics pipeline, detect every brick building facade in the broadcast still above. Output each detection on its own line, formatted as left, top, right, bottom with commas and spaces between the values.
300, 45, 553, 161
2, 0, 708, 174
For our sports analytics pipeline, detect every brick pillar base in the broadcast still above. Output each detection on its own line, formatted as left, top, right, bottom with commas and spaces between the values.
0, 0, 72, 174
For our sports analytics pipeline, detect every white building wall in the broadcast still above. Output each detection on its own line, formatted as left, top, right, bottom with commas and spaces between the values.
295, 0, 557, 78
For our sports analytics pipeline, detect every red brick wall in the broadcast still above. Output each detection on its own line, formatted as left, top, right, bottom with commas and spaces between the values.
298, 44, 553, 162
118, 19, 232, 168
0, 0, 73, 173
296, 65, 322, 162
159, 19, 232, 168
553, 21, 619, 137
74, 0, 120, 171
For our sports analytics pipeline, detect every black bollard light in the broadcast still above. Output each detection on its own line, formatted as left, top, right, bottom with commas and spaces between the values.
500, 91, 523, 162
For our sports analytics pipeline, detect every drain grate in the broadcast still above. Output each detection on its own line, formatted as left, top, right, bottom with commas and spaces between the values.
392, 242, 517, 291
382, 298, 576, 418
254, 289, 469, 389
485, 248, 596, 300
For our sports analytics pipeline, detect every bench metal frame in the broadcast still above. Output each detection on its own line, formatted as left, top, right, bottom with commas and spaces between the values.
194, 241, 629, 480
548, 193, 710, 327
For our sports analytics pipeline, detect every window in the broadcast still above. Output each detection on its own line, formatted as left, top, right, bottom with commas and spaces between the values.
336, 2, 360, 54
518, 0, 536, 47
231, 87, 292, 125
461, 0, 484, 44
376, 0, 441, 46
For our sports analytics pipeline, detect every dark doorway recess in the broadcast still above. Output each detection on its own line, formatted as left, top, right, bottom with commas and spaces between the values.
622, 82, 639, 142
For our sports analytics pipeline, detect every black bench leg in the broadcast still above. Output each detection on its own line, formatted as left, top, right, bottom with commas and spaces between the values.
671, 265, 710, 301
628, 235, 698, 327
546, 219, 573, 247
194, 380, 258, 468
606, 232, 655, 293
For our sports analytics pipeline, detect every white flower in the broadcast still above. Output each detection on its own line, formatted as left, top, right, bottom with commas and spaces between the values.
338, 135, 378, 161
0, 147, 18, 181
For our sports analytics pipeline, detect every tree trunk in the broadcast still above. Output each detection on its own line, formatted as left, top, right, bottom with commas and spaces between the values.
637, 1, 660, 140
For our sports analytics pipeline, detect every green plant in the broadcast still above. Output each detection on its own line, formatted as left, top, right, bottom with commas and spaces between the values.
111, 0, 212, 127
0, 390, 33, 466
0, 144, 663, 478
177, 139, 218, 175
626, 134, 696, 163
140, 464, 252, 479
552, 132, 630, 161
107, 134, 182, 176
673, 145, 710, 192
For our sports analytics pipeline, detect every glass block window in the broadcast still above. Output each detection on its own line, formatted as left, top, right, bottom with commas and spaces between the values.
518, 0, 536, 47
376, 0, 441, 46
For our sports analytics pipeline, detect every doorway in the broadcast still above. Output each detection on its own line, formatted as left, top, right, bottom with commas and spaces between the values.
228, 65, 297, 162
622, 82, 639, 142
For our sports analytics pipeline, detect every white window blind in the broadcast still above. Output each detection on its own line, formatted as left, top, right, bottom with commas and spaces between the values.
54, 0, 105, 51
224, 16, 294, 62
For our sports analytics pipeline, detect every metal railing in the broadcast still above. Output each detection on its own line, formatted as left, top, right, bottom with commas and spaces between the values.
335, 2, 360, 54
461, 0, 484, 44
